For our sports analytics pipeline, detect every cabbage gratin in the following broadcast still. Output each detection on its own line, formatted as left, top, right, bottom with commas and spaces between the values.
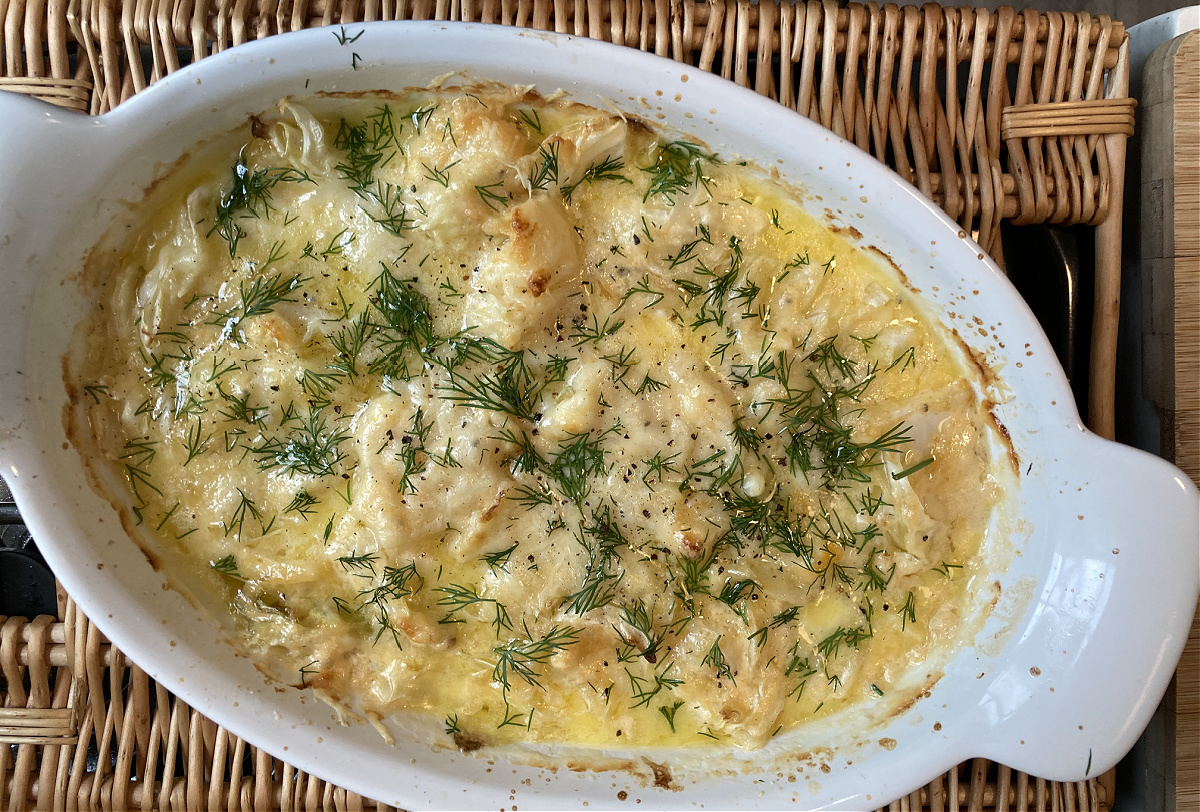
69, 85, 1013, 751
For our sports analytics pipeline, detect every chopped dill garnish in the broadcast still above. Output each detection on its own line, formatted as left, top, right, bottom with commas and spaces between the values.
892, 456, 935, 480
482, 541, 519, 573
643, 139, 718, 203
221, 489, 272, 538
475, 182, 508, 211
421, 159, 460, 188
283, 489, 319, 519
182, 421, 211, 465
899, 590, 917, 629
436, 583, 512, 634
209, 156, 314, 257
658, 700, 684, 733
368, 264, 434, 377
328, 316, 372, 379
82, 384, 110, 403
209, 554, 244, 580
702, 636, 735, 684
627, 660, 682, 708
493, 622, 580, 691
569, 312, 624, 347
560, 156, 630, 203
210, 269, 308, 340
526, 142, 560, 192
250, 408, 350, 478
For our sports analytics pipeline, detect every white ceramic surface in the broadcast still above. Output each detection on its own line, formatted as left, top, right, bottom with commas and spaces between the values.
0, 23, 1196, 810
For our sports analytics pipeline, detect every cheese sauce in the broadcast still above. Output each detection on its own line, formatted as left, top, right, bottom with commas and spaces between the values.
69, 86, 1011, 750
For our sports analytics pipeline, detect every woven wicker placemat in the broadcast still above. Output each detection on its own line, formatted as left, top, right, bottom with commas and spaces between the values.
0, 2, 1135, 809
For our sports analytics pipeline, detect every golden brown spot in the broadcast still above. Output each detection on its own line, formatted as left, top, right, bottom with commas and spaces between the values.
454, 730, 486, 752
528, 269, 550, 298
511, 208, 534, 238
878, 738, 897, 751
481, 489, 506, 521
675, 529, 705, 560
642, 758, 675, 790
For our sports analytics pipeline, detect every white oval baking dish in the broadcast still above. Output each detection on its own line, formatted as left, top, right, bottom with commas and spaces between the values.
0, 22, 1196, 810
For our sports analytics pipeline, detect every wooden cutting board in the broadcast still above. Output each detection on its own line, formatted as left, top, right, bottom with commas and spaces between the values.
1139, 26, 1198, 812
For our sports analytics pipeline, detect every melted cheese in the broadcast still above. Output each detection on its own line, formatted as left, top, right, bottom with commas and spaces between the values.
68, 86, 1012, 751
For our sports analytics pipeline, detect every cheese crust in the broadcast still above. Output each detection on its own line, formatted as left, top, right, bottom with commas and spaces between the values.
68, 86, 1012, 750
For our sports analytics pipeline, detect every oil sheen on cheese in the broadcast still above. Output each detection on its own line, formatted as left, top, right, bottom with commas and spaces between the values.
69, 86, 1011, 751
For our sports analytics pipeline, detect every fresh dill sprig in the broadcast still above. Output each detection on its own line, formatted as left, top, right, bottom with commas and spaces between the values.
221, 488, 272, 538
250, 408, 350, 478
615, 599, 665, 663
892, 456, 935, 480
396, 407, 432, 495
436, 583, 512, 634
563, 568, 623, 616
643, 139, 718, 203
481, 541, 519, 573
438, 349, 544, 421
82, 384, 110, 403
627, 660, 682, 708
615, 275, 665, 313
860, 549, 896, 592
658, 700, 685, 733
748, 606, 801, 648
341, 561, 424, 647
526, 142, 560, 191
209, 156, 314, 257
205, 356, 239, 382
210, 269, 308, 340
640, 451, 680, 489
493, 426, 546, 475
716, 578, 757, 621
328, 316, 372, 379
302, 227, 357, 261
702, 636, 735, 684
338, 550, 379, 574
899, 590, 917, 629
421, 159, 460, 188
368, 264, 435, 377
493, 622, 580, 691
887, 346, 917, 372
816, 623, 873, 661
283, 489, 319, 519
933, 561, 963, 577
209, 554, 244, 580
560, 156, 630, 203
475, 182, 508, 211
297, 367, 344, 407
409, 104, 438, 132
510, 482, 554, 509
182, 421, 211, 465
515, 108, 542, 133
216, 384, 266, 425
361, 181, 414, 237
333, 106, 403, 194
545, 430, 611, 507
600, 344, 637, 386
634, 373, 668, 395
569, 312, 624, 347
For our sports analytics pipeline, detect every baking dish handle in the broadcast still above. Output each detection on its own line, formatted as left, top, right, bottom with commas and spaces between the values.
0, 92, 97, 459
971, 434, 1199, 782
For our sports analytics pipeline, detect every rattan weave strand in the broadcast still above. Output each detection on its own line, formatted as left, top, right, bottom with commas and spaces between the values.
0, 1, 1132, 809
